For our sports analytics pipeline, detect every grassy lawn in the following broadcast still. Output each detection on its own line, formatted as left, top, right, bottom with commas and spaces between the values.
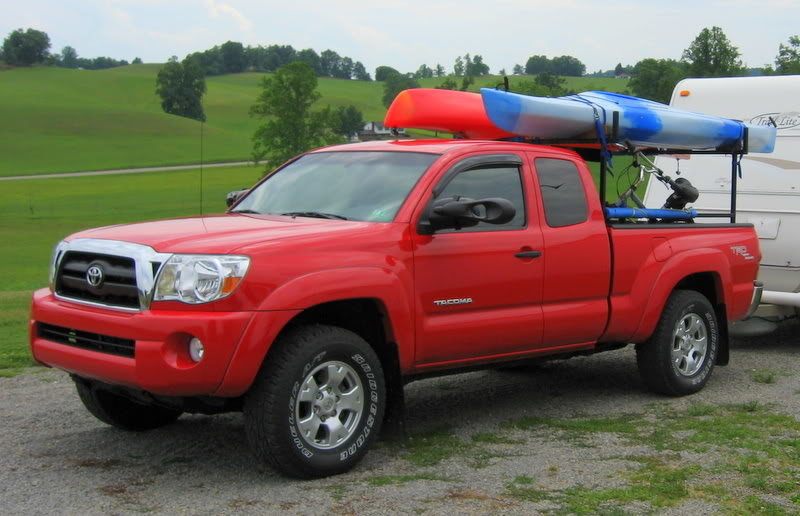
0, 164, 263, 376
0, 66, 629, 177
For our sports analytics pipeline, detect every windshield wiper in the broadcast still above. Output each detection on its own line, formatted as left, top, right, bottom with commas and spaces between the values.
281, 211, 348, 220
230, 209, 262, 214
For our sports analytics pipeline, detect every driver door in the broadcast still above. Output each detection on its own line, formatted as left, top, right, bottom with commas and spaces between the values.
411, 153, 545, 367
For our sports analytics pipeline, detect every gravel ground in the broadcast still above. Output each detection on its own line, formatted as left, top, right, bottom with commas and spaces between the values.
2, 320, 798, 515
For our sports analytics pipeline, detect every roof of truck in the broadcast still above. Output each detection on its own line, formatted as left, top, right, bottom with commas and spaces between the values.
310, 138, 581, 158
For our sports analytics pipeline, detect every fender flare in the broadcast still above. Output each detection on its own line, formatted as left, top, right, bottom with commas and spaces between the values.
260, 266, 415, 369
630, 249, 731, 343
214, 267, 414, 397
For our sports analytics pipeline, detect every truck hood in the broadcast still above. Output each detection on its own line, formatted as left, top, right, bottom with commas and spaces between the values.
68, 214, 377, 254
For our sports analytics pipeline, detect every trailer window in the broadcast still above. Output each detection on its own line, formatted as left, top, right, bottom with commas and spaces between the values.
535, 158, 588, 227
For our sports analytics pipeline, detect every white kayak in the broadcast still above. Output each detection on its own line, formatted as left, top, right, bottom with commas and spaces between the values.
480, 88, 777, 153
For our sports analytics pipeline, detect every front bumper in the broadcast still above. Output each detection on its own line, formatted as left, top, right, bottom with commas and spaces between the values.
30, 288, 298, 397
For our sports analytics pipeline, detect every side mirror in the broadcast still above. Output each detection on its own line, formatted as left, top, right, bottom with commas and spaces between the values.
225, 189, 249, 208
418, 196, 516, 234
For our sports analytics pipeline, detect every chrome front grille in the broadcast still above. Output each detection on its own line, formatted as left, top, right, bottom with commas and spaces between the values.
55, 251, 139, 309
50, 239, 171, 311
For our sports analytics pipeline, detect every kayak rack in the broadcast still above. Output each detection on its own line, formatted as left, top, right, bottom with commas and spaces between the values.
526, 112, 749, 224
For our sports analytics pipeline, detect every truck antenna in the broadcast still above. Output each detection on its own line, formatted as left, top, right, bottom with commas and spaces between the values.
200, 119, 204, 217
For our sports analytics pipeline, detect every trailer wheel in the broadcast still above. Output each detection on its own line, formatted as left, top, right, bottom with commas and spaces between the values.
74, 378, 182, 431
244, 325, 385, 478
636, 290, 719, 396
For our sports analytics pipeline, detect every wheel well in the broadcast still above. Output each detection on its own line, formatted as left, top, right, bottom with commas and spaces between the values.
279, 299, 406, 438
674, 272, 721, 307
672, 272, 729, 365
287, 299, 392, 350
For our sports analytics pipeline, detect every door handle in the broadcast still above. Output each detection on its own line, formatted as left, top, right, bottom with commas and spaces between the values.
515, 250, 542, 259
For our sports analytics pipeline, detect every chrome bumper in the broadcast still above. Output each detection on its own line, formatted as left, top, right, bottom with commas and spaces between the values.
742, 281, 764, 320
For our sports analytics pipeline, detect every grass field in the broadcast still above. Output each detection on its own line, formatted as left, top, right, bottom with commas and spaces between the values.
0, 164, 263, 376
0, 65, 628, 177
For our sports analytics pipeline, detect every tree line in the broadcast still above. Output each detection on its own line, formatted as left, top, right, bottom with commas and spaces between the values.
1, 28, 138, 69
185, 42, 371, 80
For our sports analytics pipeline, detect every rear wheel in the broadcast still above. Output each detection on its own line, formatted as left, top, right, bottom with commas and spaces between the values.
74, 378, 182, 431
244, 324, 385, 478
636, 290, 719, 396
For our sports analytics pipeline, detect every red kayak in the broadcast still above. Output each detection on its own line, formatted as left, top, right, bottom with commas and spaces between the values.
384, 88, 516, 139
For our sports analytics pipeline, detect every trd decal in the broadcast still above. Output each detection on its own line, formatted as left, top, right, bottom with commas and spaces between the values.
730, 246, 755, 261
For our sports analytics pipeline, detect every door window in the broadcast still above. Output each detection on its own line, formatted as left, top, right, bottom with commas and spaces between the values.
436, 165, 526, 230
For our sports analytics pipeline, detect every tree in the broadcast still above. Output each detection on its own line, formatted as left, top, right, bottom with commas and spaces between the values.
375, 65, 400, 81
338, 56, 354, 79
775, 35, 800, 74
132, 57, 143, 65
550, 55, 585, 76
382, 72, 420, 107
436, 77, 459, 90
155, 57, 207, 121
614, 63, 624, 76
629, 58, 687, 103
220, 40, 246, 73
467, 54, 489, 76
352, 61, 371, 81
498, 68, 507, 76
187, 46, 223, 75
331, 105, 364, 138
434, 64, 445, 77
525, 55, 550, 75
2, 28, 50, 66
296, 48, 321, 75
534, 72, 566, 93
682, 26, 745, 77
250, 62, 341, 171
59, 46, 78, 68
512, 64, 524, 75
414, 64, 433, 79
320, 49, 342, 77
453, 56, 464, 76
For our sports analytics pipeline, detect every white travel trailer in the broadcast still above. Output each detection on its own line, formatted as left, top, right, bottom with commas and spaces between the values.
643, 75, 800, 332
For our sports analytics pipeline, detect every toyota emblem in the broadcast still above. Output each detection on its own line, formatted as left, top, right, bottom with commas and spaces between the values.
86, 264, 105, 287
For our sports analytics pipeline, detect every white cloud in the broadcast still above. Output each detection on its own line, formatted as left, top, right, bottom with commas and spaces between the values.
204, 0, 253, 35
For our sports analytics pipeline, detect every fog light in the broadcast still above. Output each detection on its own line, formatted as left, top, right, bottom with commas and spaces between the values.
188, 337, 205, 362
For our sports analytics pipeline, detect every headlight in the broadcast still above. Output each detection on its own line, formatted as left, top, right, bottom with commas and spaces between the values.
153, 254, 250, 304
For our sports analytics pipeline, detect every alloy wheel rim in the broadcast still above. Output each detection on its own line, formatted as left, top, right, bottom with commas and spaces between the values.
671, 313, 708, 377
294, 360, 364, 450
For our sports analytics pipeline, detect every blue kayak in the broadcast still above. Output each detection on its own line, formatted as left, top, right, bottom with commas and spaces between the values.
481, 88, 777, 153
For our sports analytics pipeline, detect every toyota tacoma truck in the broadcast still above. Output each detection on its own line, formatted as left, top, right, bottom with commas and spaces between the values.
30, 139, 761, 478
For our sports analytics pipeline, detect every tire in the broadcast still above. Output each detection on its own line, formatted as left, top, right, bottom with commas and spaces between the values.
636, 290, 719, 396
74, 379, 182, 431
244, 324, 385, 479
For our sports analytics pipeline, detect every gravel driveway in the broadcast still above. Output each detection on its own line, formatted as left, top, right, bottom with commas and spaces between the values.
2, 320, 798, 515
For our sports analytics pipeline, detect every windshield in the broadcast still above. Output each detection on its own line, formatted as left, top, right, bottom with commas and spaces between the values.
232, 151, 438, 222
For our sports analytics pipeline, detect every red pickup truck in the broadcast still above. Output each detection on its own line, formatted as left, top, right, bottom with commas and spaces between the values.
30, 139, 761, 478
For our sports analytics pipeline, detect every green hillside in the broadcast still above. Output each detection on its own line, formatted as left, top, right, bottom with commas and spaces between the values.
0, 65, 629, 177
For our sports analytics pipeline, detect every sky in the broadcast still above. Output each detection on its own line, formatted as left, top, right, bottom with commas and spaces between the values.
2, 0, 798, 75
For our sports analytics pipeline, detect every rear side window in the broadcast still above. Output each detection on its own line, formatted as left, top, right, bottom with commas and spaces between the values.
535, 158, 588, 227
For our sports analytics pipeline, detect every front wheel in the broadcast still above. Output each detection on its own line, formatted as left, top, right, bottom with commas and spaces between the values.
244, 325, 385, 478
73, 378, 182, 431
636, 290, 719, 396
